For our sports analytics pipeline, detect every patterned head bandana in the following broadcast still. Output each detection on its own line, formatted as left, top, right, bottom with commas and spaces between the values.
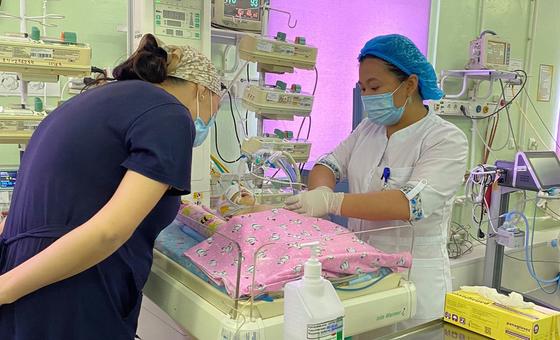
156, 38, 222, 95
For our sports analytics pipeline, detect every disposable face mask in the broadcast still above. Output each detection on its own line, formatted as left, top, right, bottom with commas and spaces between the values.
361, 82, 409, 126
193, 91, 216, 147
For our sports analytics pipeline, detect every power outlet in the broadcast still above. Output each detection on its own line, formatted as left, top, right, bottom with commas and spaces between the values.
430, 99, 497, 117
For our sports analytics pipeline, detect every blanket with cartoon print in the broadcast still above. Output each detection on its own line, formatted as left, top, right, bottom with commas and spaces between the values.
184, 208, 412, 297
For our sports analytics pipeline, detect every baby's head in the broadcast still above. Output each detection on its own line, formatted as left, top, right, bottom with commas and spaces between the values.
226, 185, 256, 206
217, 185, 256, 218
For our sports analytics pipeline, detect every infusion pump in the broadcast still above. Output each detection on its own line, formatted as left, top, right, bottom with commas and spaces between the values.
0, 109, 45, 144
0, 36, 91, 82
130, 0, 211, 54
242, 84, 314, 118
238, 34, 317, 73
129, 0, 212, 202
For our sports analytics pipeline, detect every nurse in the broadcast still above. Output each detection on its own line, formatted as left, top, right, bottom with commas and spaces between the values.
285, 34, 468, 326
0, 34, 222, 339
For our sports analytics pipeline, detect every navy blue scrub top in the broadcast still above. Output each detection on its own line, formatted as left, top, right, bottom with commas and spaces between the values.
0, 80, 195, 340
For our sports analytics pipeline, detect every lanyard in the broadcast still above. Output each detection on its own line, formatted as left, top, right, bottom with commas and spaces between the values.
381, 167, 390, 190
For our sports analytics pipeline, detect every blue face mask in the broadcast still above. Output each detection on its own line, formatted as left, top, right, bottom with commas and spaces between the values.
193, 91, 216, 147
193, 114, 216, 147
361, 82, 409, 126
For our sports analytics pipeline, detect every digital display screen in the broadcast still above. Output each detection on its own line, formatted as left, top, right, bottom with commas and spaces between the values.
223, 0, 261, 21
487, 40, 507, 65
166, 19, 182, 27
0, 171, 17, 189
527, 153, 560, 189
163, 10, 186, 21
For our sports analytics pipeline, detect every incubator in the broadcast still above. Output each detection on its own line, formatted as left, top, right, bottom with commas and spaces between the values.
145, 205, 417, 339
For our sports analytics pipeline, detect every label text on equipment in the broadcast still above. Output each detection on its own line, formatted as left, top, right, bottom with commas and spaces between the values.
306, 317, 344, 340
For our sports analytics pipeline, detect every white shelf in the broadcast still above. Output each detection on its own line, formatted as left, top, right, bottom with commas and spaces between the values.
211, 27, 257, 45
440, 69, 523, 99
442, 69, 522, 83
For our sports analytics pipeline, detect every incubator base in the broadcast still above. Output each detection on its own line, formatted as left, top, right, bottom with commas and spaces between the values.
144, 250, 417, 340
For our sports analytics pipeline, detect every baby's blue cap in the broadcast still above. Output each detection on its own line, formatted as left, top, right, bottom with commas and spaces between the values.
358, 34, 444, 100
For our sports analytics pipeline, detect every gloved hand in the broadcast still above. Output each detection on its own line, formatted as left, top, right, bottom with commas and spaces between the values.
284, 186, 345, 217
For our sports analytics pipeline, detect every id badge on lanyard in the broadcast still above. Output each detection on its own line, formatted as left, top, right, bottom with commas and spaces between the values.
381, 167, 390, 191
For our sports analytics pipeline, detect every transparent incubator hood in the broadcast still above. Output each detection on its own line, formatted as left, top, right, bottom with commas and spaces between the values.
153, 204, 415, 330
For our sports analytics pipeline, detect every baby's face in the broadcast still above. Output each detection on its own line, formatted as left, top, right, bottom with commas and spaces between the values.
232, 189, 256, 206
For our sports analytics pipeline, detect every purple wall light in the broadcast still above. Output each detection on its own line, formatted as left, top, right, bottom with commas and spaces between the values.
264, 0, 432, 167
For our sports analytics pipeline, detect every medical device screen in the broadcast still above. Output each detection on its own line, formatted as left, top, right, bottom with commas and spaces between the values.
0, 171, 17, 189
487, 40, 507, 65
526, 152, 560, 189
223, 0, 260, 21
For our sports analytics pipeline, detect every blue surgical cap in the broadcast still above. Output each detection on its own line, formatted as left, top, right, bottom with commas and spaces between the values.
358, 34, 444, 100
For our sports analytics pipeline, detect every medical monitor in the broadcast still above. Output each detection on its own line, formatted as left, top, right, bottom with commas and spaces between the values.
467, 34, 511, 70
512, 151, 560, 191
0, 170, 17, 189
212, 0, 263, 32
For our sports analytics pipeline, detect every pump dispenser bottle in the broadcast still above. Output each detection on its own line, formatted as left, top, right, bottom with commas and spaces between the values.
283, 242, 345, 339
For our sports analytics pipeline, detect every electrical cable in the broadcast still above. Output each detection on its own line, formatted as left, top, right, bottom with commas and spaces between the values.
461, 69, 527, 121
544, 206, 560, 221
294, 66, 318, 172
90, 66, 107, 76
452, 221, 560, 265
505, 253, 560, 265
60, 80, 71, 100
499, 78, 519, 150
474, 117, 510, 153
492, 208, 560, 294
296, 66, 318, 140
516, 96, 549, 148
227, 90, 242, 147
526, 205, 560, 294
448, 222, 474, 259
214, 120, 242, 164
484, 114, 501, 163
523, 86, 560, 151
456, 220, 560, 295
245, 64, 250, 134
466, 165, 498, 237
312, 66, 319, 95
456, 220, 560, 285
245, 110, 249, 136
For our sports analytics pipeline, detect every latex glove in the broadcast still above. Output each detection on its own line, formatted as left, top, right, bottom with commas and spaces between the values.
284, 186, 345, 217
460, 286, 535, 309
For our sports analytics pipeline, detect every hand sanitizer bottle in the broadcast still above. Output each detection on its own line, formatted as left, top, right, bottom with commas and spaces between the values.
283, 242, 345, 339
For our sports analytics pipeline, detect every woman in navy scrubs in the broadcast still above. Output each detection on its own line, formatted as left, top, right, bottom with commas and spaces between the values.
0, 34, 222, 340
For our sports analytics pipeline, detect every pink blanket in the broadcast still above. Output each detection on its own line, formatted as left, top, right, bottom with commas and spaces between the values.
184, 209, 412, 297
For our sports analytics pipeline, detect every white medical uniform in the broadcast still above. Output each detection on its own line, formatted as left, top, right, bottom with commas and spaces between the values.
317, 112, 468, 326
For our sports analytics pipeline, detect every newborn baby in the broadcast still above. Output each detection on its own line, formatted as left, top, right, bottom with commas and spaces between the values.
177, 185, 273, 238
216, 184, 272, 218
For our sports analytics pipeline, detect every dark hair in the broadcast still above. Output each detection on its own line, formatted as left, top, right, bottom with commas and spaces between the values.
361, 56, 409, 82
112, 34, 169, 83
